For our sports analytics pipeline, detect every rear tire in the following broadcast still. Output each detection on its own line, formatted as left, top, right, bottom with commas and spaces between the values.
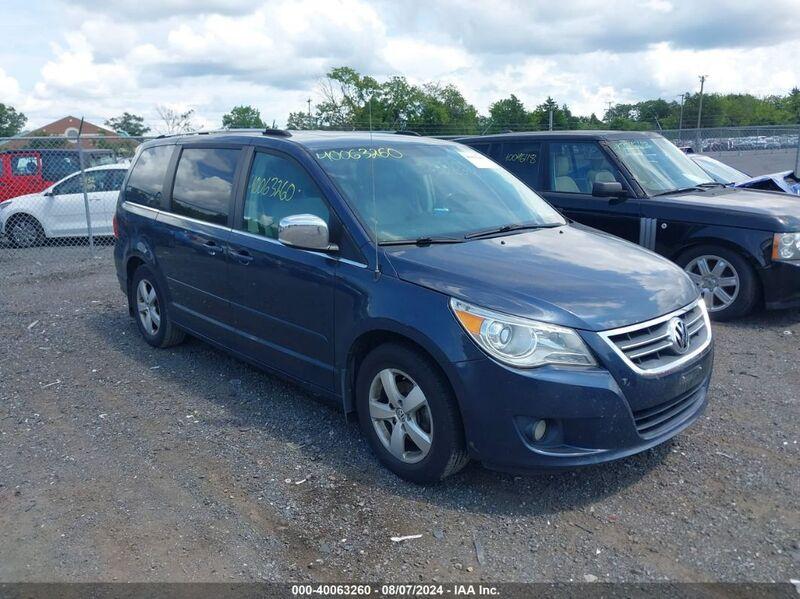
7, 214, 44, 248
677, 245, 759, 320
356, 343, 469, 483
130, 265, 185, 348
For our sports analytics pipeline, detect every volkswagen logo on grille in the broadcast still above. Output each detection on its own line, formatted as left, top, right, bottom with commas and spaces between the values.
668, 316, 690, 354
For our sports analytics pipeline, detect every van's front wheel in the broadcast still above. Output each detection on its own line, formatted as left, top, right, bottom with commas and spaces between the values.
356, 343, 469, 483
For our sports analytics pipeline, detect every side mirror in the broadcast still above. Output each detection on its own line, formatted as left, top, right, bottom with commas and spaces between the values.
278, 214, 338, 252
43, 190, 54, 197
592, 181, 626, 198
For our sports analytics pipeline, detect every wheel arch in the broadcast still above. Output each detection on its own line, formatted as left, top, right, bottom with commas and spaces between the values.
343, 328, 463, 422
5, 211, 48, 238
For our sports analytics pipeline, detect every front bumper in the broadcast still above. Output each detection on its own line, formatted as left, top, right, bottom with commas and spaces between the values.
450, 340, 713, 472
760, 260, 800, 310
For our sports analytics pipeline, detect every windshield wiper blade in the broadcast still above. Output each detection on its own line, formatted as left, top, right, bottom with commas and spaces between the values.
654, 186, 704, 196
697, 182, 725, 188
379, 236, 463, 246
464, 222, 560, 240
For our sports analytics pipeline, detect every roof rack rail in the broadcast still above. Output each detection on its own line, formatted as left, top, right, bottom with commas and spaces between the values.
155, 128, 267, 139
394, 130, 421, 136
263, 128, 292, 137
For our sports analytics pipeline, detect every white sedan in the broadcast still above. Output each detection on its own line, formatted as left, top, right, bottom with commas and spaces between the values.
0, 164, 129, 247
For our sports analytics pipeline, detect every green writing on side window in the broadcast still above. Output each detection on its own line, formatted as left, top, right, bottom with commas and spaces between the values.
505, 152, 537, 165
250, 175, 297, 202
315, 147, 403, 161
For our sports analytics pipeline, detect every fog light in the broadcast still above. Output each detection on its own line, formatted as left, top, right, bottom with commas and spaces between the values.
531, 419, 547, 442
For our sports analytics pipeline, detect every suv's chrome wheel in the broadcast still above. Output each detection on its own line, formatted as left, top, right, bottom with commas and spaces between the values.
136, 279, 161, 336
368, 368, 433, 464
684, 255, 740, 312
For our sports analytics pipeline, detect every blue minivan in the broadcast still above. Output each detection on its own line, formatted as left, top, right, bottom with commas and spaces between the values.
113, 130, 713, 482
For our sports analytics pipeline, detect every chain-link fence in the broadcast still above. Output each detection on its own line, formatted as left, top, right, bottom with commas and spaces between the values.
1, 125, 798, 264
0, 134, 144, 260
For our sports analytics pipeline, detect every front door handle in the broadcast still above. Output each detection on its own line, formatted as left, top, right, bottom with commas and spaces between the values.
229, 248, 254, 264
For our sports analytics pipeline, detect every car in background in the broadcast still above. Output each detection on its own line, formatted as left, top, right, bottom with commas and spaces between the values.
113, 131, 712, 482
686, 152, 800, 196
0, 164, 128, 247
457, 131, 800, 320
0, 148, 117, 202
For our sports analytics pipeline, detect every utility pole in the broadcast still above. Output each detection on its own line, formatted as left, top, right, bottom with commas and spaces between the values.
306, 98, 312, 129
695, 75, 707, 152
677, 93, 686, 142
548, 108, 553, 131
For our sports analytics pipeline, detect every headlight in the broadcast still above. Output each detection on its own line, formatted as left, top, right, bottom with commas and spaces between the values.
450, 298, 597, 368
772, 232, 800, 261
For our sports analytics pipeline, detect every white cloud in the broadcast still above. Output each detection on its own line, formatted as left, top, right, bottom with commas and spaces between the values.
2, 0, 799, 129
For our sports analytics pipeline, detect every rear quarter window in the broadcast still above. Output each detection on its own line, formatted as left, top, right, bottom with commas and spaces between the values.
124, 145, 174, 208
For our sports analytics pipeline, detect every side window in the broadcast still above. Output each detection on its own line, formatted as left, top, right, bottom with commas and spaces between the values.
242, 152, 329, 239
12, 155, 39, 176
498, 142, 541, 187
125, 145, 173, 208
549, 142, 621, 194
104, 169, 127, 191
171, 148, 239, 225
53, 173, 83, 195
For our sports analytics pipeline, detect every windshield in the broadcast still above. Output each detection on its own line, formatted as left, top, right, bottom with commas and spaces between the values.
608, 137, 715, 196
691, 155, 749, 185
313, 142, 565, 242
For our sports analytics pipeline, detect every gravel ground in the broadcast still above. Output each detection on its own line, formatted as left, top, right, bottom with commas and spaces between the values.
0, 247, 798, 583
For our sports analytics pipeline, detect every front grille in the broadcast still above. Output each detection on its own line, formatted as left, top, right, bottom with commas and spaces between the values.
600, 301, 711, 375
632, 384, 705, 439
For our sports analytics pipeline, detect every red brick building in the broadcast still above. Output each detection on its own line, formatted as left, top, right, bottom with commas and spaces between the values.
2, 116, 119, 149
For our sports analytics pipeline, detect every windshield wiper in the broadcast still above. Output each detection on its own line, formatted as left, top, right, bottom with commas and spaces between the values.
464, 222, 561, 240
655, 182, 724, 196
379, 236, 463, 246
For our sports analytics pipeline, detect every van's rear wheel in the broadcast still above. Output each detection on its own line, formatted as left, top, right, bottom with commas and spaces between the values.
678, 245, 758, 320
356, 343, 469, 483
131, 265, 185, 348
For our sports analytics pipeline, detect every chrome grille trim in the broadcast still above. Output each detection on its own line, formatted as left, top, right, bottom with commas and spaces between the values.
598, 299, 712, 376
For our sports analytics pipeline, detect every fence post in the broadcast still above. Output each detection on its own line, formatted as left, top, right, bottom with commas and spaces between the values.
76, 118, 94, 255
795, 125, 800, 176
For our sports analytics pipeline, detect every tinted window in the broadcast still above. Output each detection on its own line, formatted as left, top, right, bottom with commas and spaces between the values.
242, 152, 329, 239
125, 145, 173, 208
54, 169, 126, 195
12, 155, 39, 176
549, 142, 621, 194
171, 148, 239, 225
41, 152, 81, 181
497, 142, 541, 186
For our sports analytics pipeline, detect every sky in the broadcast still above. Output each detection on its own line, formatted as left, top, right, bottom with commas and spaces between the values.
1, 0, 799, 133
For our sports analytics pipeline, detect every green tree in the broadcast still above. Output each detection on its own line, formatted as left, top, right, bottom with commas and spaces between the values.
488, 94, 529, 131
222, 105, 266, 129
0, 103, 27, 137
286, 111, 315, 130
105, 112, 150, 137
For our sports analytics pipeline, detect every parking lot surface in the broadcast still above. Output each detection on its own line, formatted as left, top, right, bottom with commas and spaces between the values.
0, 248, 798, 582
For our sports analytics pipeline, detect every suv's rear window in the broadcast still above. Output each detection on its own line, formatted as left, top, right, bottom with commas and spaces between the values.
125, 145, 173, 208
171, 147, 239, 226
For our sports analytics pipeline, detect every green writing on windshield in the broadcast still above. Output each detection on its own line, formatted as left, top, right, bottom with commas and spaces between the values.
315, 147, 403, 161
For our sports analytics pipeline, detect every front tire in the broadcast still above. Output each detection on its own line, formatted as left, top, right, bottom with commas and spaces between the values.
131, 265, 185, 348
678, 245, 759, 320
7, 214, 45, 248
356, 343, 469, 483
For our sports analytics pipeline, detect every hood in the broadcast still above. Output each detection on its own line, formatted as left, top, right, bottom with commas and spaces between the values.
651, 187, 800, 231
385, 224, 698, 331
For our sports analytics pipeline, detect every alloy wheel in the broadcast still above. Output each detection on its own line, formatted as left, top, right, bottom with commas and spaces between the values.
684, 255, 740, 312
10, 219, 40, 247
368, 368, 433, 464
136, 279, 161, 336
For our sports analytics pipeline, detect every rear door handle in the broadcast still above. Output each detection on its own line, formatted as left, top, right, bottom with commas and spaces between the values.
203, 239, 223, 256
229, 248, 254, 264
